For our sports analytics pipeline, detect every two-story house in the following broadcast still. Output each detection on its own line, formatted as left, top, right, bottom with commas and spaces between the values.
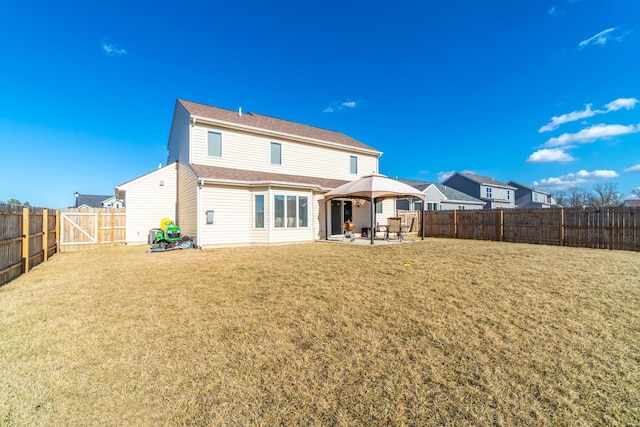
508, 181, 557, 209
116, 99, 390, 246
396, 179, 485, 211
442, 172, 516, 209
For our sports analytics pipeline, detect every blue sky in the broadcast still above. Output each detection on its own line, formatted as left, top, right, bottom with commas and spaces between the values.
1, 0, 639, 208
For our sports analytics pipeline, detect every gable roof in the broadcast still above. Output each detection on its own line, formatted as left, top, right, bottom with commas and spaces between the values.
178, 99, 379, 153
452, 172, 516, 190
191, 164, 349, 191
429, 183, 485, 204
508, 181, 551, 196
624, 199, 640, 207
397, 179, 484, 204
75, 194, 113, 208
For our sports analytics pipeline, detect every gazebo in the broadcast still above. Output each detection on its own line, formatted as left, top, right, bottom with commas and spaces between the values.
323, 174, 426, 244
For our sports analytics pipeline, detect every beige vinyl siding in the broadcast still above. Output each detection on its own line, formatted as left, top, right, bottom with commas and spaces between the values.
267, 188, 315, 244
121, 163, 178, 244
167, 103, 191, 164
191, 125, 378, 181
313, 193, 326, 240
250, 187, 270, 244
176, 163, 198, 242
198, 186, 252, 246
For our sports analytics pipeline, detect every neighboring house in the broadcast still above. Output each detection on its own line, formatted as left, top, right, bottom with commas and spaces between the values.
116, 99, 393, 246
508, 181, 557, 209
622, 199, 640, 208
74, 194, 124, 208
442, 172, 516, 209
396, 179, 485, 210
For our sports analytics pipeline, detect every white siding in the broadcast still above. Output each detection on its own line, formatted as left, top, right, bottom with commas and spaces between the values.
191, 125, 378, 181
439, 201, 484, 210
176, 163, 198, 242
121, 164, 178, 244
167, 103, 191, 164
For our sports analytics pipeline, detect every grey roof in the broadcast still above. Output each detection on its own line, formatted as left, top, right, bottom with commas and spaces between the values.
457, 173, 516, 189
431, 183, 485, 203
508, 181, 551, 196
397, 179, 484, 204
75, 194, 112, 208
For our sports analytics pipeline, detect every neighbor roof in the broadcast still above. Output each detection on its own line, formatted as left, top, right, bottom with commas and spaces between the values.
508, 181, 551, 195
75, 194, 112, 208
456, 173, 516, 189
191, 164, 349, 191
179, 99, 379, 153
397, 179, 484, 203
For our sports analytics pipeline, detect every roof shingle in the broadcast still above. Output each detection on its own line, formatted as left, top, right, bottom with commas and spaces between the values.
190, 164, 349, 190
179, 99, 378, 152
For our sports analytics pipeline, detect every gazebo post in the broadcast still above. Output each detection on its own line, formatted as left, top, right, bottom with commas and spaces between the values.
370, 196, 375, 245
421, 205, 425, 240
325, 199, 328, 240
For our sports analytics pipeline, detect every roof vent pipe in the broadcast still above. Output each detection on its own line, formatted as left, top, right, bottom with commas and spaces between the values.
239, 107, 242, 117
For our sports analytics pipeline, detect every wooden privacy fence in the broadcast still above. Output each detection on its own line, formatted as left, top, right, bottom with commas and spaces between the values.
59, 208, 126, 252
0, 204, 58, 286
416, 207, 640, 252
1, 206, 126, 286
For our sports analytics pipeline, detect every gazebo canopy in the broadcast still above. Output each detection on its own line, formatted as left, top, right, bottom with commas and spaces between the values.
324, 173, 425, 202
323, 174, 425, 244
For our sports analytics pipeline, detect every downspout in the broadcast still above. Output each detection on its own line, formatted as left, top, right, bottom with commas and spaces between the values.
196, 178, 203, 248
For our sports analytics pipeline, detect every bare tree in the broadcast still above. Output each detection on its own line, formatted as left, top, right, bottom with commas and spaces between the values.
565, 187, 591, 208
633, 187, 640, 199
587, 182, 621, 207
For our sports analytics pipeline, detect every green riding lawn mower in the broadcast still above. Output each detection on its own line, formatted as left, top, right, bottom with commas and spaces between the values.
148, 218, 193, 252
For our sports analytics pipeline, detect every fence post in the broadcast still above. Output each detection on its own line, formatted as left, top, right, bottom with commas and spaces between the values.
22, 207, 29, 274
55, 210, 60, 253
453, 210, 458, 238
559, 208, 564, 247
43, 208, 48, 261
499, 210, 504, 242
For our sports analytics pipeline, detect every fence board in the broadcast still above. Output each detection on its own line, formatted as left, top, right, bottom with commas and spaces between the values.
0, 204, 59, 286
59, 208, 126, 252
400, 207, 640, 252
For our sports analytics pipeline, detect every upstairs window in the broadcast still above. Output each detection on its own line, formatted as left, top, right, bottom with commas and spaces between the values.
486, 187, 493, 198
271, 142, 282, 165
208, 131, 222, 157
507, 190, 511, 200
350, 156, 358, 174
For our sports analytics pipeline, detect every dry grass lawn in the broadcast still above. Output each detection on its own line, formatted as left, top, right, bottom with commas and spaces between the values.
1, 239, 639, 426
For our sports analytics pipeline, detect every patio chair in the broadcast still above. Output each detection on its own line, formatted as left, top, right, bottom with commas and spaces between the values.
385, 217, 404, 241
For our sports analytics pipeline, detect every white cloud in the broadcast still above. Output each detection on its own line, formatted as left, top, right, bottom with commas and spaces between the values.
437, 171, 455, 182
526, 148, 574, 163
539, 97, 638, 132
101, 39, 127, 56
543, 123, 640, 147
579, 27, 617, 48
323, 99, 362, 113
605, 97, 639, 111
547, 6, 563, 16
539, 104, 596, 132
624, 164, 640, 173
534, 169, 619, 190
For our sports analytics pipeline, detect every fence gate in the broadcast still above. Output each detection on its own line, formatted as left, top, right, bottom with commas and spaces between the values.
59, 208, 126, 252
